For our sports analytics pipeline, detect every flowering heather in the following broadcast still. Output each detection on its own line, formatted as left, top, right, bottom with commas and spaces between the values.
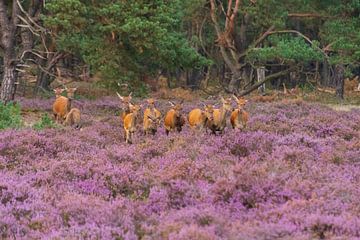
1, 97, 360, 239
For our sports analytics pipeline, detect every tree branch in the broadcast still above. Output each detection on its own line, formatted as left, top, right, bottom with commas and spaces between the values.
288, 13, 328, 18
237, 65, 299, 97
209, 0, 237, 72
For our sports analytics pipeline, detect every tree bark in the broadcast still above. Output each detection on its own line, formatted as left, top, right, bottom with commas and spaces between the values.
209, 0, 242, 94
334, 64, 345, 99
321, 61, 331, 86
257, 67, 266, 94
0, 0, 19, 103
1, 59, 17, 103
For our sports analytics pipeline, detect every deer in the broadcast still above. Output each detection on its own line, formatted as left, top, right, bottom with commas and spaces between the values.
64, 108, 81, 129
52, 87, 77, 124
53, 88, 64, 98
206, 96, 232, 135
143, 98, 162, 135
230, 95, 249, 130
116, 92, 132, 121
123, 103, 141, 144
188, 104, 214, 131
164, 100, 185, 135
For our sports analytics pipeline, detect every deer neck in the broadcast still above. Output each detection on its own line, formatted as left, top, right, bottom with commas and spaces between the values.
67, 98, 73, 112
220, 106, 230, 121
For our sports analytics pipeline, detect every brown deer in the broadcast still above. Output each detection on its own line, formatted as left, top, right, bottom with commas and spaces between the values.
207, 97, 232, 134
123, 103, 141, 144
230, 95, 249, 130
188, 104, 214, 131
64, 108, 81, 129
116, 92, 132, 121
52, 87, 77, 124
143, 98, 162, 135
164, 100, 185, 135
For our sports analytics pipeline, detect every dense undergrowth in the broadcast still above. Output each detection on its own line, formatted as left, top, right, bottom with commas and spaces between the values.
0, 97, 360, 239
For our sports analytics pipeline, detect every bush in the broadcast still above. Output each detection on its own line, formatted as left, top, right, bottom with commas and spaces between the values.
0, 102, 22, 130
33, 113, 57, 130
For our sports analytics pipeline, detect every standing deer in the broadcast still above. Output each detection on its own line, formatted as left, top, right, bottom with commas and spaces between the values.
52, 87, 77, 124
207, 96, 232, 134
164, 100, 185, 135
230, 95, 249, 130
123, 103, 141, 144
143, 98, 162, 135
188, 104, 214, 130
116, 92, 132, 121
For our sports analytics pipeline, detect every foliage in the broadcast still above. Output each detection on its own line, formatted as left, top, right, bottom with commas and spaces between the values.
0, 97, 359, 238
0, 102, 22, 130
33, 113, 57, 130
42, 0, 210, 92
247, 36, 324, 63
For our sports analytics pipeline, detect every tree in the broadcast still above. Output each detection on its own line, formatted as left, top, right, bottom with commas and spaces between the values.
42, 0, 210, 93
0, 1, 19, 103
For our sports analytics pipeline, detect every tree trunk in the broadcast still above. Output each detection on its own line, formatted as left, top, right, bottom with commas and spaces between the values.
257, 67, 266, 94
334, 64, 345, 99
0, 0, 19, 103
21, 28, 34, 59
228, 69, 241, 93
0, 58, 17, 103
321, 61, 330, 86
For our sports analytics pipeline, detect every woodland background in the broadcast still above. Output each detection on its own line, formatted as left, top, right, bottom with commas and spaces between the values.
0, 0, 359, 102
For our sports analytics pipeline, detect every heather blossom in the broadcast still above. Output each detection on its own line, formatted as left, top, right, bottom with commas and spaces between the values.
0, 97, 359, 239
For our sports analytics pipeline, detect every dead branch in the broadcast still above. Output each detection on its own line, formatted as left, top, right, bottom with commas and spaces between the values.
317, 87, 335, 94
237, 65, 299, 97
16, 0, 46, 33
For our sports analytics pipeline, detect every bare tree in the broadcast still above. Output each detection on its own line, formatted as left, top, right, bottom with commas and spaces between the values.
209, 0, 242, 93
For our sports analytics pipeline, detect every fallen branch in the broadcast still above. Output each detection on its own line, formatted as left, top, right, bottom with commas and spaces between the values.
317, 87, 335, 94
237, 65, 299, 97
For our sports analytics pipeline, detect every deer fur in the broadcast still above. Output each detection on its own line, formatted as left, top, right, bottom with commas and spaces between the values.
123, 104, 141, 144
164, 100, 185, 135
64, 108, 81, 129
116, 92, 132, 121
143, 98, 162, 135
230, 95, 249, 130
188, 104, 214, 130
52, 87, 77, 124
207, 97, 232, 134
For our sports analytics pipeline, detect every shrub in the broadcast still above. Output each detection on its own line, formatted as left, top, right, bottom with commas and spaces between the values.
33, 113, 57, 130
0, 102, 22, 130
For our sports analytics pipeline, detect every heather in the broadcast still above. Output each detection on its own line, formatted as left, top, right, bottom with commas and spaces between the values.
1, 97, 360, 239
